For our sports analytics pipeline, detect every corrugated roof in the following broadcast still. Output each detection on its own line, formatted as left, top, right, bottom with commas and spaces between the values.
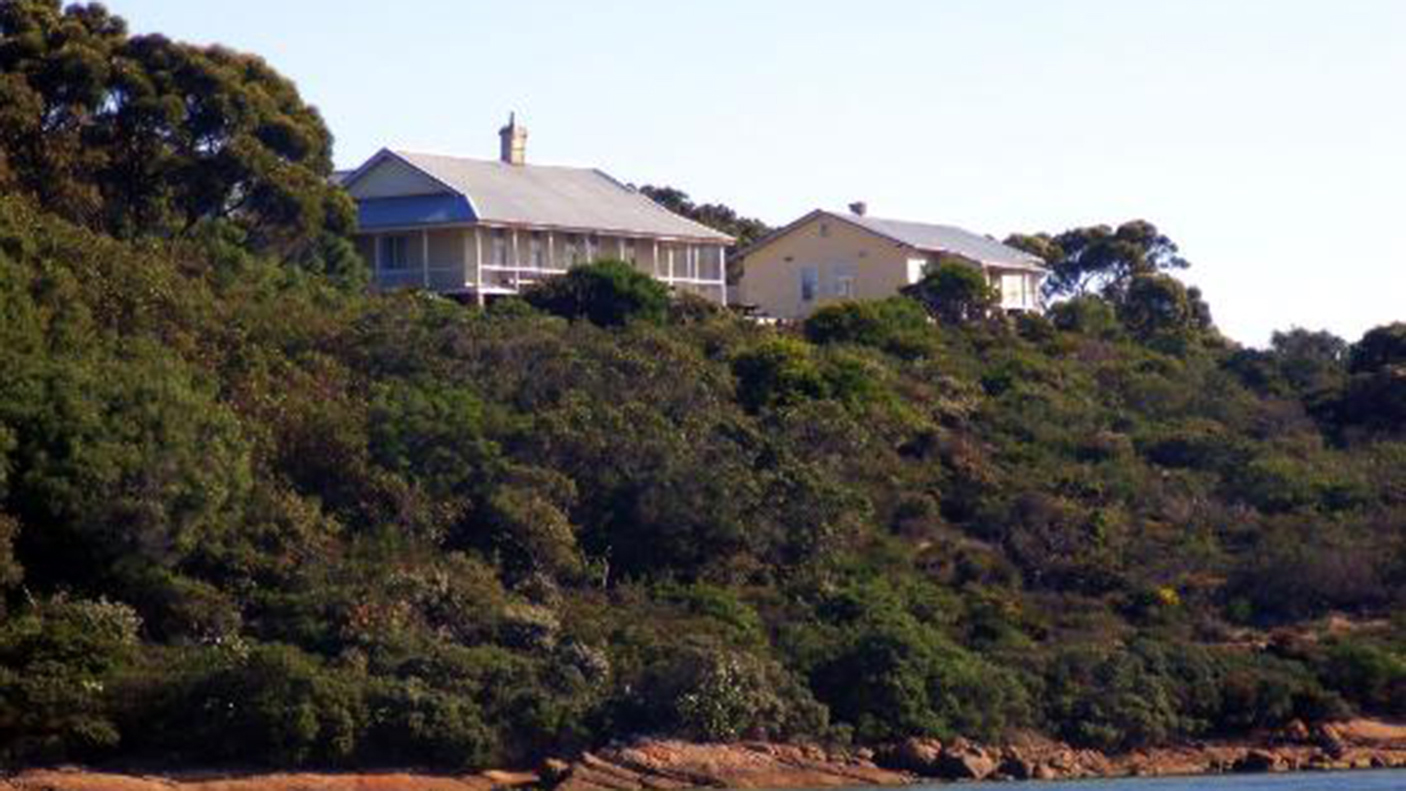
838, 213, 1045, 270
384, 151, 732, 243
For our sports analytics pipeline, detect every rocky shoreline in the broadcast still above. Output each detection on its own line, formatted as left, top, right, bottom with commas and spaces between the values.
4, 719, 1405, 791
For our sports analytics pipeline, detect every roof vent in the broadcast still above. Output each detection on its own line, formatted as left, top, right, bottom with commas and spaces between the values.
849, 201, 867, 217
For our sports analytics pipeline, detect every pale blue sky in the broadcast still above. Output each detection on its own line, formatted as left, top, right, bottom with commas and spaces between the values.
112, 1, 1405, 346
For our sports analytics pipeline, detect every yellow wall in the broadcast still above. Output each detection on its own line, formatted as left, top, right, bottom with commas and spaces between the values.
739, 214, 914, 318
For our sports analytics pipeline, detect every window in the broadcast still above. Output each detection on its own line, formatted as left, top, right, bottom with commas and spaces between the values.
907, 258, 929, 284
491, 229, 508, 265
530, 231, 545, 269
819, 222, 829, 238
379, 235, 409, 270
563, 234, 582, 266
1002, 272, 1027, 307
800, 266, 819, 301
585, 234, 598, 262
832, 264, 857, 298
621, 238, 636, 263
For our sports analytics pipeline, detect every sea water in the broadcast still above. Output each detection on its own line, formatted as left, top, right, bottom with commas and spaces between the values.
797, 771, 1406, 791
929, 771, 1406, 790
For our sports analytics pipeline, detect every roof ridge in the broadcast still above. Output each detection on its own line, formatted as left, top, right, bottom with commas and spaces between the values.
394, 149, 599, 173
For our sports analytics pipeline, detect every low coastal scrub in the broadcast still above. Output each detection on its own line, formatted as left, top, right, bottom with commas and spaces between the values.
2, 0, 1405, 771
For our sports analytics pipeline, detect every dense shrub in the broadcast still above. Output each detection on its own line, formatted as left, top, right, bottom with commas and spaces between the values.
522, 260, 670, 327
1317, 640, 1406, 717
2, 22, 1406, 766
636, 642, 829, 741
804, 298, 933, 357
900, 259, 998, 325
0, 596, 141, 764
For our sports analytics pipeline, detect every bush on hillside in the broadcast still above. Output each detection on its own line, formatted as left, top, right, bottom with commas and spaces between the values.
522, 260, 671, 327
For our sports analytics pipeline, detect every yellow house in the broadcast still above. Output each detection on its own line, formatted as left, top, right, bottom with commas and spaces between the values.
338, 115, 733, 304
737, 206, 1047, 319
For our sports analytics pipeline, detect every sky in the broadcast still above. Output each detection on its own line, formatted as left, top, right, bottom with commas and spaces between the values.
109, 0, 1405, 347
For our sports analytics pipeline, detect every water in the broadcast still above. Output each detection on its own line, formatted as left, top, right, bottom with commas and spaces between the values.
814, 771, 1406, 791
945, 771, 1405, 791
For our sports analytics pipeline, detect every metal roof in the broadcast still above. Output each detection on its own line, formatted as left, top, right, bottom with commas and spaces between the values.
358, 194, 475, 230
838, 213, 1046, 270
345, 149, 732, 243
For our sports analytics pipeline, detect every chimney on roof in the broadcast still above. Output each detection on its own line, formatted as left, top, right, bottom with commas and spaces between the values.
499, 112, 527, 165
849, 201, 867, 217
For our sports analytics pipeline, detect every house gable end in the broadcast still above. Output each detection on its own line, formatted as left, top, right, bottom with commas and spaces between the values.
738, 210, 910, 266
344, 152, 458, 200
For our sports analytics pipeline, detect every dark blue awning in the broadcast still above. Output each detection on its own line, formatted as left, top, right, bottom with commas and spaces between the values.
357, 194, 476, 230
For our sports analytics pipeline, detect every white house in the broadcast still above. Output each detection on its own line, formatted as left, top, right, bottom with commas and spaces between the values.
338, 116, 733, 304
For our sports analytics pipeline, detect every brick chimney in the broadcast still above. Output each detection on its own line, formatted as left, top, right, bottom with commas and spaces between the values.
499, 112, 527, 165
849, 201, 868, 216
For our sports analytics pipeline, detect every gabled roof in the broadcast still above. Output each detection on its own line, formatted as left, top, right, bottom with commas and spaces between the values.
340, 149, 733, 242
742, 209, 1046, 272
841, 213, 1045, 271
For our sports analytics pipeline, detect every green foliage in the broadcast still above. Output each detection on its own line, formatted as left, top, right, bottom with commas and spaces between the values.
732, 337, 829, 413
638, 641, 828, 742
0, 0, 354, 257
522, 259, 671, 327
795, 581, 1031, 742
900, 258, 998, 325
1008, 220, 1189, 301
4, 6, 1406, 770
1349, 323, 1406, 374
1118, 274, 1210, 348
0, 596, 141, 763
1045, 641, 1345, 751
804, 298, 933, 357
1317, 640, 1406, 717
365, 678, 494, 769
1049, 295, 1124, 338
158, 643, 365, 767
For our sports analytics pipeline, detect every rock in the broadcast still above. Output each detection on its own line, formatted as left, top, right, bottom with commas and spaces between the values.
935, 744, 997, 781
1234, 749, 1285, 773
997, 754, 1036, 780
482, 770, 538, 787
874, 737, 944, 776
1315, 724, 1348, 758
554, 740, 912, 791
541, 758, 573, 784
1279, 719, 1311, 743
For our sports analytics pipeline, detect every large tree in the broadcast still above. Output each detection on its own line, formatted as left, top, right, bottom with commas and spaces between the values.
1007, 220, 1189, 301
0, 0, 353, 256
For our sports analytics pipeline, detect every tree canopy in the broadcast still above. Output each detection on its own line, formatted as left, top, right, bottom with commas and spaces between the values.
900, 257, 998, 324
1007, 220, 1189, 301
0, 0, 353, 257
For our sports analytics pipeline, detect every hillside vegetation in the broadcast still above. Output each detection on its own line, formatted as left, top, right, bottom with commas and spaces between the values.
2, 0, 1405, 772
